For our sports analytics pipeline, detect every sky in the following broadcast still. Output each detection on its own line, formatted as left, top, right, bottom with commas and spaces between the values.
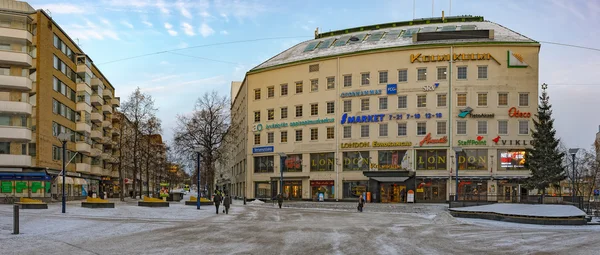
27, 0, 600, 151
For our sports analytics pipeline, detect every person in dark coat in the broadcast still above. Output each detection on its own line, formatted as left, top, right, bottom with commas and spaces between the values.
223, 193, 231, 214
277, 193, 283, 209
358, 195, 364, 212
214, 191, 222, 214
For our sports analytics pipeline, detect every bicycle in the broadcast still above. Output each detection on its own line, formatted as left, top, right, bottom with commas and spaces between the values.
2, 195, 17, 204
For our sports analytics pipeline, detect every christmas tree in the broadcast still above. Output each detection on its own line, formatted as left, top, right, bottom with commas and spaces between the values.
524, 84, 566, 197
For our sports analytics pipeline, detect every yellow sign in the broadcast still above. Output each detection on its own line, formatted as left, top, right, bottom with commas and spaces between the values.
341, 142, 370, 148
341, 141, 412, 148
369, 163, 407, 170
410, 53, 501, 65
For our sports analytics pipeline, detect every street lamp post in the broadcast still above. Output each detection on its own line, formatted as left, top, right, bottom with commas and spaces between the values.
569, 148, 580, 203
57, 133, 70, 214
453, 147, 463, 202
278, 153, 287, 197
195, 149, 202, 210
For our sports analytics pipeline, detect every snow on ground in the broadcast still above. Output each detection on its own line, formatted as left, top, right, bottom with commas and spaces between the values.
449, 203, 586, 217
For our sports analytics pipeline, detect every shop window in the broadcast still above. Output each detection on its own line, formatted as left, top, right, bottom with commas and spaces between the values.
343, 151, 369, 171
283, 154, 302, 172
377, 150, 407, 170
311, 180, 334, 200
416, 149, 447, 170
310, 152, 334, 171
458, 149, 488, 170
498, 150, 526, 170
416, 179, 447, 202
343, 181, 368, 199
283, 181, 303, 200
254, 156, 274, 173
254, 182, 271, 198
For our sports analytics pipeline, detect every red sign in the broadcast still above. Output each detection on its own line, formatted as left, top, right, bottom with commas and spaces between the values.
508, 107, 531, 118
310, 180, 334, 186
419, 133, 448, 146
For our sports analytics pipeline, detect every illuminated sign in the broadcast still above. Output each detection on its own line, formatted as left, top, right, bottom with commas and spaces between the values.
423, 83, 439, 92
508, 107, 531, 118
419, 133, 448, 146
499, 150, 526, 168
340, 141, 412, 148
492, 136, 534, 146
265, 118, 334, 129
252, 146, 274, 154
387, 84, 397, 94
340, 89, 382, 98
458, 136, 487, 146
416, 149, 447, 170
458, 149, 488, 170
458, 107, 494, 118
369, 163, 406, 170
340, 113, 386, 124
410, 53, 501, 65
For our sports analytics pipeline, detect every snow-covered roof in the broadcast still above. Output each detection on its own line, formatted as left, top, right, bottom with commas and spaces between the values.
251, 18, 537, 72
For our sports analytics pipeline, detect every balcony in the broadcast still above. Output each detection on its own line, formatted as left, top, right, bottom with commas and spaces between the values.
111, 170, 119, 178
91, 129, 102, 141
75, 142, 91, 154
91, 112, 103, 123
103, 89, 113, 99
91, 165, 102, 176
76, 63, 92, 77
75, 163, 90, 174
0, 75, 32, 91
0, 27, 33, 43
112, 128, 121, 136
91, 94, 102, 106
90, 147, 101, 157
102, 169, 112, 177
76, 83, 92, 94
112, 97, 120, 107
101, 152, 111, 160
0, 154, 31, 167
76, 102, 92, 113
101, 136, 111, 144
0, 101, 32, 115
0, 126, 31, 142
102, 104, 113, 114
76, 122, 91, 133
102, 120, 112, 128
91, 77, 103, 87
0, 50, 32, 67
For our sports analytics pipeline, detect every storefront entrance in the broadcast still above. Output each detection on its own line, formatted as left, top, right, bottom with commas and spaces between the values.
311, 180, 334, 200
283, 181, 302, 200
380, 184, 406, 203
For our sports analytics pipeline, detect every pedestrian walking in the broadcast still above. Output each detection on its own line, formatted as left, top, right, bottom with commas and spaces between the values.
357, 195, 364, 212
224, 193, 231, 214
214, 190, 222, 214
277, 193, 283, 209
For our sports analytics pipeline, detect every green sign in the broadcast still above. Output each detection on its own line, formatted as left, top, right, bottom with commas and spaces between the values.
1, 182, 11, 193
0, 181, 51, 193
265, 118, 335, 130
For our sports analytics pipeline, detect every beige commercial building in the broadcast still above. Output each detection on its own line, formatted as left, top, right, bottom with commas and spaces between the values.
230, 16, 539, 203
0, 0, 121, 201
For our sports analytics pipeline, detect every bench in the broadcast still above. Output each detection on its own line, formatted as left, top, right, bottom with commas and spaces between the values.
184, 196, 214, 206
138, 196, 169, 207
15, 198, 48, 209
82, 197, 115, 208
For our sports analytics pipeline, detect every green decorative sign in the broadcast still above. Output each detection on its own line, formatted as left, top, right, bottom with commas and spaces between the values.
15, 182, 27, 193
265, 118, 335, 130
31, 182, 42, 193
0, 181, 51, 193
1, 182, 11, 193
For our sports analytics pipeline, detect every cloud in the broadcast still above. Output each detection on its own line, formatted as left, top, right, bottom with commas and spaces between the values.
168, 30, 178, 36
214, 0, 271, 22
100, 18, 112, 27
164, 23, 173, 29
177, 1, 192, 18
84, 19, 97, 29
159, 61, 171, 65
220, 30, 229, 35
199, 23, 215, 37
220, 13, 229, 22
200, 11, 211, 18
36, 3, 85, 14
165, 22, 178, 36
142, 20, 153, 27
178, 42, 189, 48
182, 22, 195, 36
550, 0, 585, 20
121, 20, 134, 29
156, 0, 170, 14
140, 75, 226, 93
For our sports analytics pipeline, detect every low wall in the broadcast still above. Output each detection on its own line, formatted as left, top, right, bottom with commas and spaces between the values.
449, 210, 587, 225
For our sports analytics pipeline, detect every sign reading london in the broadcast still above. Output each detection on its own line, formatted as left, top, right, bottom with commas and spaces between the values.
410, 53, 501, 65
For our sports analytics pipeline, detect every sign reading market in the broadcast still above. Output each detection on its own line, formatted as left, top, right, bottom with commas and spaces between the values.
410, 53, 501, 65
340, 112, 443, 125
265, 118, 335, 130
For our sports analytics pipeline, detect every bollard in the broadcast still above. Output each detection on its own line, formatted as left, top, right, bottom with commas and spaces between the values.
13, 204, 19, 235
243, 196, 246, 205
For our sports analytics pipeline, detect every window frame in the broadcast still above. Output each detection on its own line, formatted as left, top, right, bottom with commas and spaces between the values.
457, 120, 467, 135
397, 122, 407, 136
310, 103, 318, 116
343, 126, 351, 138
281, 131, 288, 143
398, 69, 408, 82
378, 70, 388, 84
326, 77, 335, 90
519, 93, 529, 107
417, 68, 427, 81
477, 93, 488, 107
437, 93, 447, 107
310, 79, 318, 92
437, 67, 447, 80
437, 121, 447, 135
343, 75, 352, 87
379, 123, 388, 137
295, 105, 303, 118
343, 100, 352, 113
498, 120, 508, 135
457, 93, 467, 107
361, 98, 370, 111
326, 101, 335, 114
280, 84, 288, 96
498, 92, 508, 106
267, 109, 275, 121
360, 125, 369, 138
397, 95, 407, 109
295, 129, 303, 142
267, 86, 275, 98
457, 66, 467, 80
379, 97, 388, 110
417, 94, 427, 108
477, 120, 488, 135
254, 89, 261, 100
281, 107, 288, 119
295, 82, 303, 94
326, 127, 334, 139
477, 65, 488, 79
361, 72, 370, 86
519, 120, 529, 135
310, 128, 318, 141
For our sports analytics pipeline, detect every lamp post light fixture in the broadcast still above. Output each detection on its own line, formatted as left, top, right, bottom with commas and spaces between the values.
57, 132, 71, 214
278, 152, 287, 197
569, 148, 580, 202
194, 148, 202, 210
453, 147, 463, 202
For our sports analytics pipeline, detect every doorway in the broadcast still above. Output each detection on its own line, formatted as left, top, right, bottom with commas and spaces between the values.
380, 184, 406, 203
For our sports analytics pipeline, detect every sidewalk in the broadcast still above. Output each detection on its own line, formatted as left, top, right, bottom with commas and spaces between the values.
246, 200, 448, 214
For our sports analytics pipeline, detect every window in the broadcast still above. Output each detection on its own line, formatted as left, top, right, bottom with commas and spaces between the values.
327, 127, 334, 139
295, 105, 302, 117
417, 95, 426, 108
254, 89, 261, 100
379, 97, 388, 110
254, 111, 260, 122
437, 121, 446, 135
326, 102, 335, 114
498, 93, 508, 106
417, 122, 427, 135
457, 121, 467, 135
498, 120, 508, 135
477, 66, 488, 79
310, 128, 318, 140
361, 73, 370, 85
437, 94, 447, 107
417, 68, 427, 81
397, 95, 407, 109
295, 129, 303, 141
283, 154, 302, 172
326, 77, 335, 89
309, 64, 319, 72
52, 99, 59, 114
267, 86, 274, 98
361, 125, 369, 138
379, 123, 388, 137
281, 84, 288, 96
310, 79, 318, 92
267, 109, 274, 120
498, 150, 526, 170
477, 121, 488, 135
310, 103, 318, 116
458, 149, 488, 170
457, 93, 467, 107
437, 67, 447, 80
343, 151, 369, 171
457, 66, 467, 80
267, 132, 274, 143
254, 156, 274, 173
343, 100, 352, 112
519, 93, 529, 107
361, 98, 369, 111
519, 120, 529, 135
281, 107, 288, 119
397, 123, 407, 136
295, 82, 303, 93
343, 126, 351, 138
379, 71, 388, 84
254, 133, 260, 145
310, 153, 335, 171
398, 69, 408, 82
343, 75, 352, 87
280, 131, 288, 143
478, 93, 488, 107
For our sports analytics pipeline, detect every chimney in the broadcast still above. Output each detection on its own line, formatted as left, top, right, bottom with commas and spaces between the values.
442, 11, 445, 21
314, 27, 319, 39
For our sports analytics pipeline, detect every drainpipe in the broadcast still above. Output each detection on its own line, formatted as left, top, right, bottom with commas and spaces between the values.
448, 45, 454, 201
335, 57, 340, 202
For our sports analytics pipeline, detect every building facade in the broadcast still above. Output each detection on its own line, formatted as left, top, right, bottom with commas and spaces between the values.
0, 0, 121, 201
230, 16, 540, 203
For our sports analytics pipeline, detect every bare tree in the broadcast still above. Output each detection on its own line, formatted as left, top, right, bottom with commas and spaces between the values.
142, 116, 161, 197
121, 88, 157, 199
114, 112, 130, 201
173, 91, 230, 196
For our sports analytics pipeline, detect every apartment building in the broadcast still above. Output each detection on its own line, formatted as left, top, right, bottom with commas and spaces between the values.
0, 0, 120, 201
230, 16, 540, 203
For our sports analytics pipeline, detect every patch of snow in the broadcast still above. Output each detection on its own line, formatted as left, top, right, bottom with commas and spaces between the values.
248, 199, 265, 204
450, 203, 586, 217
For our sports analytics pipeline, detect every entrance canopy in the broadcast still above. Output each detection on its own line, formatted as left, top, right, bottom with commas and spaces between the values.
370, 177, 409, 183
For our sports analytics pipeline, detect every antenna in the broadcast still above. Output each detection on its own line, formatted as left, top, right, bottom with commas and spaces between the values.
450, 0, 452, 16
432, 0, 434, 17
413, 0, 415, 19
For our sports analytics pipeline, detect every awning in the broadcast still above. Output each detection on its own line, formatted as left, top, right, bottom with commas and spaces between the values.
370, 177, 409, 183
55, 177, 74, 185
0, 172, 50, 180
74, 178, 88, 185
